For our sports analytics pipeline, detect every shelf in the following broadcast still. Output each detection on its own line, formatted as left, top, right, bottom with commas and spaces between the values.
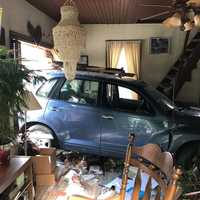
13, 181, 32, 200
0, 156, 33, 200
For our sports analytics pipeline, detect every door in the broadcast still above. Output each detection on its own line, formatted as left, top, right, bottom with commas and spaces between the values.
44, 78, 101, 155
100, 82, 168, 157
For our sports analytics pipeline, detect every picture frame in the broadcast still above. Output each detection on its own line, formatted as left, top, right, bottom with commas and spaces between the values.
78, 55, 88, 66
150, 37, 170, 54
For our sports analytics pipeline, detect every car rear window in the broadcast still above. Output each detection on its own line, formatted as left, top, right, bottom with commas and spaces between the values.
59, 79, 99, 106
36, 79, 58, 98
105, 83, 154, 115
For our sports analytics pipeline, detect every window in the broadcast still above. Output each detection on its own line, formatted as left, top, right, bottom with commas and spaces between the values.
117, 49, 138, 100
106, 84, 153, 114
118, 86, 138, 100
20, 41, 54, 71
36, 79, 58, 98
106, 40, 141, 79
59, 79, 99, 106
116, 48, 128, 72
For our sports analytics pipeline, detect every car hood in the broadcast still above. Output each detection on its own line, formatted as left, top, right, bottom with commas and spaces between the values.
174, 106, 200, 126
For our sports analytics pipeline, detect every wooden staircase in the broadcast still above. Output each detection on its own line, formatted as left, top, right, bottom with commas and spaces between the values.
157, 32, 200, 99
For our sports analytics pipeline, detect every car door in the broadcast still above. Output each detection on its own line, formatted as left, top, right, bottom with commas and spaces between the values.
44, 78, 101, 155
100, 82, 169, 157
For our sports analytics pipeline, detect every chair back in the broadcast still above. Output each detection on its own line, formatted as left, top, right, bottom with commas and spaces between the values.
120, 134, 182, 200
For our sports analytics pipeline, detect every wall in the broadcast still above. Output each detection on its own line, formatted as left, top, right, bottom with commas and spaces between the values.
176, 64, 200, 105
0, 3, 198, 104
83, 24, 200, 104
0, 0, 56, 46
176, 28, 200, 105
83, 24, 186, 87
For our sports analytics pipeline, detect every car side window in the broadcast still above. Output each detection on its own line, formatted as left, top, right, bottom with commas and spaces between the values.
59, 79, 99, 106
36, 79, 58, 98
106, 84, 153, 114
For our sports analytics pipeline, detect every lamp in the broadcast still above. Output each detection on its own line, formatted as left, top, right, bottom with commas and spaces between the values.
184, 21, 194, 31
187, 0, 200, 7
22, 90, 41, 155
163, 1, 200, 31
53, 0, 86, 80
163, 13, 182, 28
194, 14, 200, 26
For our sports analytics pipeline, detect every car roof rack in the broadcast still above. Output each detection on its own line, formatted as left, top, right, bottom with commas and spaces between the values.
77, 64, 135, 78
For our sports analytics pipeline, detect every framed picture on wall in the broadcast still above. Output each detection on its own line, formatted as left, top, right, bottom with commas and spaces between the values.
78, 55, 88, 66
150, 37, 170, 54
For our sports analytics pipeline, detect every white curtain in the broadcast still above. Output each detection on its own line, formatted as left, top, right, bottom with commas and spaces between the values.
106, 41, 123, 68
123, 41, 141, 80
106, 40, 141, 80
0, 8, 2, 29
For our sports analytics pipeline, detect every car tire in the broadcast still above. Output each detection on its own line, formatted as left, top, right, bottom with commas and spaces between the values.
175, 143, 200, 170
27, 124, 58, 148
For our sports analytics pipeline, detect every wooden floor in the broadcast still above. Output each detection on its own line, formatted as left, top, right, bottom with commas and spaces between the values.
36, 186, 53, 200
35, 179, 68, 200
36, 186, 67, 200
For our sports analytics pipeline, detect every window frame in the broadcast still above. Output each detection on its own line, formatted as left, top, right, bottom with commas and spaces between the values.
55, 77, 102, 108
102, 80, 156, 116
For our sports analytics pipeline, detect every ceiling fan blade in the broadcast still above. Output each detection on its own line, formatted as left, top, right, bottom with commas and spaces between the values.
139, 4, 172, 8
139, 11, 171, 21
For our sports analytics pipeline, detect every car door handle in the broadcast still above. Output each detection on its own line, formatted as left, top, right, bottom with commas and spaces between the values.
101, 115, 114, 120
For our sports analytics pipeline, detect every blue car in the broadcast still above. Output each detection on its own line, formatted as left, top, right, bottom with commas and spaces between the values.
21, 67, 200, 169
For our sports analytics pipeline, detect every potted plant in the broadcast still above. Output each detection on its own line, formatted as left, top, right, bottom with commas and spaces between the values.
0, 46, 30, 164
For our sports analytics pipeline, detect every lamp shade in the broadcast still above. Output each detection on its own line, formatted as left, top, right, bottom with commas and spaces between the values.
53, 1, 85, 80
187, 0, 200, 6
23, 90, 42, 111
163, 13, 182, 28
184, 21, 194, 31
194, 14, 200, 26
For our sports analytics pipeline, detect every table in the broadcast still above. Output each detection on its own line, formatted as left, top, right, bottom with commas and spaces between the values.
0, 156, 33, 200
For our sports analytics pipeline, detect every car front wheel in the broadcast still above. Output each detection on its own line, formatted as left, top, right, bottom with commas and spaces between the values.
26, 124, 55, 148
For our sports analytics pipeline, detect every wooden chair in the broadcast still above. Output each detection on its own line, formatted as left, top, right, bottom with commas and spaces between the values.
119, 134, 182, 200
68, 134, 182, 200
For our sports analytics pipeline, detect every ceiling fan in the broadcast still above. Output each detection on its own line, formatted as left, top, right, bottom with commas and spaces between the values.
138, 0, 200, 31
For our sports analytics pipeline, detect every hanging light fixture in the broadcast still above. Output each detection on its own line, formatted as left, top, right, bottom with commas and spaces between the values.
53, 0, 86, 80
180, 13, 194, 31
163, 13, 182, 28
162, 0, 200, 31
183, 20, 194, 31
194, 14, 200, 26
187, 0, 200, 7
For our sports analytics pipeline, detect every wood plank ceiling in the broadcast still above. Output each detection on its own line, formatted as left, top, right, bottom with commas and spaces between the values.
26, 0, 173, 24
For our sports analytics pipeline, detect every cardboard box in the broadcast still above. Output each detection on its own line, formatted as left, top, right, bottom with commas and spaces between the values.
32, 148, 56, 175
36, 173, 56, 186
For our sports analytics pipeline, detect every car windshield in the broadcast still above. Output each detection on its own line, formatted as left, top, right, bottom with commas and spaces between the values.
144, 85, 175, 111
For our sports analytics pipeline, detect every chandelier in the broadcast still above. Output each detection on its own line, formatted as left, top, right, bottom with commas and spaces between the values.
53, 0, 85, 80
163, 0, 200, 31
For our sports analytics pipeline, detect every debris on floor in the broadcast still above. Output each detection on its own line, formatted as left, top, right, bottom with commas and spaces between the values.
36, 150, 159, 200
